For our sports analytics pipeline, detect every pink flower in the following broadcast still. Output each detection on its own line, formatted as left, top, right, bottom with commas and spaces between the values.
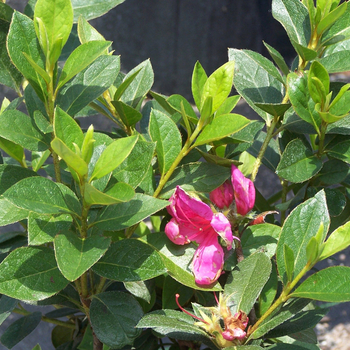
165, 186, 237, 285
210, 165, 255, 216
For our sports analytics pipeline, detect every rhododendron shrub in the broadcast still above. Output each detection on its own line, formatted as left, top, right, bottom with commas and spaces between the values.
0, 0, 350, 349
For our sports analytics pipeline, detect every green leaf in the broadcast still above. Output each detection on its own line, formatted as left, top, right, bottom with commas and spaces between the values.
241, 223, 281, 259
90, 291, 143, 348
287, 72, 322, 132
120, 59, 154, 108
0, 311, 42, 349
291, 266, 350, 301
94, 193, 168, 231
224, 252, 272, 314
228, 49, 284, 121
71, 0, 126, 22
34, 0, 73, 53
57, 55, 120, 116
93, 239, 166, 282
0, 136, 24, 166
276, 190, 329, 285
114, 69, 142, 101
308, 61, 330, 103
32, 345, 42, 350
191, 61, 208, 110
193, 113, 250, 146
328, 140, 350, 164
124, 280, 153, 304
320, 220, 350, 260
317, 2, 347, 35
77, 16, 105, 43
57, 40, 111, 90
318, 38, 350, 73
112, 100, 142, 127
0, 246, 68, 301
0, 3, 22, 92
149, 109, 182, 175
54, 230, 110, 281
28, 212, 72, 245
254, 103, 291, 118
291, 40, 318, 61
7, 11, 46, 100
0, 198, 29, 227
90, 135, 138, 181
159, 162, 230, 198
54, 107, 84, 150
111, 139, 156, 188
215, 95, 241, 116
166, 94, 198, 122
51, 137, 88, 177
264, 41, 290, 76
145, 232, 221, 292
3, 176, 73, 215
284, 244, 295, 282
276, 139, 323, 183
272, 0, 311, 46
0, 110, 49, 151
200, 61, 235, 114
32, 149, 50, 171
162, 276, 193, 309
317, 158, 349, 185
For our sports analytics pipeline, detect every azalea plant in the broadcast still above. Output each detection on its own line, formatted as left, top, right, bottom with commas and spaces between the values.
0, 0, 350, 349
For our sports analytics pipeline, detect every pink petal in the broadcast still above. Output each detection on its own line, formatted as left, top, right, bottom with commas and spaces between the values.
192, 235, 224, 285
165, 218, 190, 245
209, 180, 234, 209
211, 212, 237, 250
231, 165, 255, 216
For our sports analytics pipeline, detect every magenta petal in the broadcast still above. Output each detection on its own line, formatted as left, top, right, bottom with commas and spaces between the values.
209, 180, 234, 209
165, 218, 190, 245
231, 165, 255, 216
192, 235, 224, 285
211, 212, 236, 250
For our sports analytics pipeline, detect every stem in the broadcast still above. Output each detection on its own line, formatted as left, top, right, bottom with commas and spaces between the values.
234, 238, 244, 263
93, 332, 103, 350
95, 277, 107, 295
317, 121, 328, 158
13, 308, 76, 329
280, 179, 289, 225
250, 117, 278, 182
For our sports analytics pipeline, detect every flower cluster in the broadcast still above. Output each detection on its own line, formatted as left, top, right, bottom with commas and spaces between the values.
165, 165, 255, 285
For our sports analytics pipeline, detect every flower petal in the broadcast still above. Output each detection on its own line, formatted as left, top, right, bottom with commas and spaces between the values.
211, 212, 236, 250
165, 218, 190, 245
192, 235, 224, 285
209, 180, 234, 209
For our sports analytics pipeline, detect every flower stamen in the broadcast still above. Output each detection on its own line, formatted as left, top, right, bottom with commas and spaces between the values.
175, 294, 209, 324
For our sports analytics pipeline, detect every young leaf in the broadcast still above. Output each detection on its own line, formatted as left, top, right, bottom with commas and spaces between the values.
78, 15, 105, 43
56, 40, 111, 90
90, 134, 138, 181
54, 230, 111, 281
0, 137, 25, 166
92, 239, 166, 282
149, 109, 182, 175
191, 61, 208, 110
90, 291, 143, 348
215, 95, 241, 116
264, 42, 290, 76
112, 100, 142, 127
0, 246, 68, 301
317, 2, 347, 35
283, 244, 295, 282
318, 38, 350, 73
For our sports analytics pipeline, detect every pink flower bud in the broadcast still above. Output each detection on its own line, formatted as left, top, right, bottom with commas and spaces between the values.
231, 165, 255, 216
209, 180, 234, 209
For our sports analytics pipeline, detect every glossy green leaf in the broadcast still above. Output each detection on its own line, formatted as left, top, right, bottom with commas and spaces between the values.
34, 0, 73, 53
272, 0, 310, 46
28, 212, 72, 245
215, 95, 241, 116
287, 72, 322, 132
57, 55, 120, 116
317, 159, 349, 185
56, 182, 81, 215
291, 40, 318, 61
193, 113, 250, 146
51, 137, 88, 177
191, 61, 208, 110
32, 345, 42, 350
0, 295, 18, 326
284, 244, 295, 282
149, 109, 182, 175
7, 11, 46, 100
254, 103, 291, 117
90, 291, 143, 348
276, 139, 323, 183
54, 230, 110, 281
200, 61, 235, 114
265, 343, 319, 350
160, 162, 230, 198
32, 149, 50, 171
0, 246, 68, 301
241, 223, 281, 258
114, 69, 142, 101
3, 176, 73, 215
84, 182, 134, 206
90, 135, 138, 181
0, 110, 49, 151
0, 3, 22, 92
228, 49, 284, 121
317, 2, 347, 35
121, 59, 154, 108
0, 198, 29, 226
54, 107, 84, 150
124, 280, 153, 304
77, 16, 105, 43
166, 94, 198, 122
93, 239, 166, 282
225, 252, 271, 314
320, 221, 350, 260
327, 140, 350, 165
111, 139, 156, 188
0, 311, 42, 349
318, 38, 350, 73
112, 100, 142, 127
71, 0, 126, 22
264, 41, 290, 76
57, 40, 111, 90
291, 266, 350, 301
162, 276, 193, 309
276, 190, 329, 285
145, 232, 221, 292
0, 136, 25, 166
94, 193, 168, 231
